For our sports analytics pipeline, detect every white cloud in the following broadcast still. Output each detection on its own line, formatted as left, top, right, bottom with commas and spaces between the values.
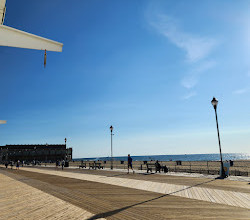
233, 88, 249, 95
181, 76, 197, 89
149, 14, 217, 63
147, 11, 218, 96
181, 60, 216, 89
182, 92, 197, 100
192, 60, 216, 73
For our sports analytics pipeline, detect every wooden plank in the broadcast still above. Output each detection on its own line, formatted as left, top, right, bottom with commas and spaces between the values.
16, 167, 250, 209
0, 173, 98, 220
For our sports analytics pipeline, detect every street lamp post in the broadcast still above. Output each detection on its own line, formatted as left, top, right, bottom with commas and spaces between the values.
34, 147, 37, 164
211, 97, 226, 178
110, 126, 113, 170
64, 138, 67, 160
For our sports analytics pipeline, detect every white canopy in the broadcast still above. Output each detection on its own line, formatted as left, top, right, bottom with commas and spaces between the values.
0, 0, 63, 52
0, 25, 63, 52
0, 0, 6, 25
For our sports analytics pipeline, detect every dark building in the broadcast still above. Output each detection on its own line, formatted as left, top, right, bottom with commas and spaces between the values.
0, 144, 72, 163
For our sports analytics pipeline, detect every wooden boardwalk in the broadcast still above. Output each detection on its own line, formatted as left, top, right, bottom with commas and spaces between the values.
1, 167, 249, 219
20, 167, 250, 209
0, 172, 104, 220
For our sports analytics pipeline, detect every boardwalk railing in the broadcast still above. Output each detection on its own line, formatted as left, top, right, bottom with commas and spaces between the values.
40, 160, 250, 177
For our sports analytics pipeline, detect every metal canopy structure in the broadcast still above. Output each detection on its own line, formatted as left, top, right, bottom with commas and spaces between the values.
0, 0, 6, 25
0, 25, 63, 52
0, 0, 63, 54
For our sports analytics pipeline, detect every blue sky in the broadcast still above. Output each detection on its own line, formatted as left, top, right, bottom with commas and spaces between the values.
0, 0, 249, 158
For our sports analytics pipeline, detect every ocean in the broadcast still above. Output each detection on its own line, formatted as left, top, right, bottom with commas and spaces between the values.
74, 153, 250, 162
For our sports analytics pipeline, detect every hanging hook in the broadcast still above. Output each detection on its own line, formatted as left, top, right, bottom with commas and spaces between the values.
44, 49, 47, 68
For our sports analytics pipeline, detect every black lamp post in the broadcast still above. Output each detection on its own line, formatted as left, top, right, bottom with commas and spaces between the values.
0, 121, 7, 162
64, 138, 67, 160
34, 147, 37, 163
110, 125, 113, 170
211, 97, 226, 178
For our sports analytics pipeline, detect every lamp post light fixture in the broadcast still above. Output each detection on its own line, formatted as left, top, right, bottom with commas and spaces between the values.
65, 138, 67, 145
211, 97, 226, 179
110, 125, 113, 170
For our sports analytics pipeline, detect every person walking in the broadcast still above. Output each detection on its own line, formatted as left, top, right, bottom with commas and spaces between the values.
127, 154, 134, 174
61, 160, 65, 170
16, 160, 20, 170
56, 160, 59, 170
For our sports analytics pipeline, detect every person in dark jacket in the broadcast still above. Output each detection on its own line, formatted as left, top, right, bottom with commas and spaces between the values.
155, 160, 161, 173
16, 160, 20, 170
127, 154, 134, 174
61, 160, 65, 170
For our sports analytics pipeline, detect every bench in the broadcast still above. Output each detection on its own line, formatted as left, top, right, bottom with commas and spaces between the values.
89, 162, 104, 170
146, 163, 168, 173
146, 163, 161, 173
95, 162, 104, 169
79, 162, 86, 169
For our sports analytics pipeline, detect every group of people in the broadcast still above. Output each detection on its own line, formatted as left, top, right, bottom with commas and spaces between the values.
2, 155, 163, 174
56, 160, 65, 170
4, 160, 21, 169
127, 155, 168, 174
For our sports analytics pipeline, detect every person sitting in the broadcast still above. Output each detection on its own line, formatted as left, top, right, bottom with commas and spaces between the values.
163, 165, 168, 173
155, 160, 161, 173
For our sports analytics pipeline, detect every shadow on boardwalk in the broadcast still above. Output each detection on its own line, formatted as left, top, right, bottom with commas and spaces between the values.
87, 178, 216, 219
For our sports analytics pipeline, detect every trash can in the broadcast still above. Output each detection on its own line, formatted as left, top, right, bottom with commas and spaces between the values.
230, 160, 234, 167
65, 161, 69, 167
220, 162, 230, 176
176, 161, 182, 165
120, 161, 124, 164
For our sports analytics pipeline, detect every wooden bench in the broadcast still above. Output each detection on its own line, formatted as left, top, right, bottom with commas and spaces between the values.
146, 163, 168, 173
89, 162, 95, 169
79, 162, 86, 169
94, 162, 104, 169
89, 162, 104, 170
146, 163, 154, 173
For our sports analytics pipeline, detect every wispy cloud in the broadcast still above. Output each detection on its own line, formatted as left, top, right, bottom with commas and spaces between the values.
181, 76, 197, 89
182, 92, 197, 100
181, 60, 216, 89
147, 10, 218, 99
233, 88, 249, 95
149, 14, 217, 63
192, 60, 216, 73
